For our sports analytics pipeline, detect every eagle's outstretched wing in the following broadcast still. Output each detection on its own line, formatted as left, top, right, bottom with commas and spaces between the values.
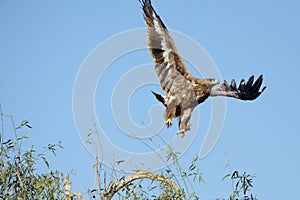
141, 0, 194, 94
210, 75, 266, 100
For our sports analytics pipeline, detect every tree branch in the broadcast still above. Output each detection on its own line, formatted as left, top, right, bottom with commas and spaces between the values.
64, 177, 84, 200
104, 171, 181, 200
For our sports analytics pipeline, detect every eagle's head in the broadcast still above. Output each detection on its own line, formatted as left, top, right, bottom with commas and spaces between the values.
204, 78, 219, 89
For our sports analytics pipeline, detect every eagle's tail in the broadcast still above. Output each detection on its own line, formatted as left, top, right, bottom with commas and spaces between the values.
151, 91, 166, 106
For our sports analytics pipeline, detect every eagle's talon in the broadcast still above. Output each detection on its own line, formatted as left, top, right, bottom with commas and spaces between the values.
166, 118, 172, 127
177, 129, 186, 136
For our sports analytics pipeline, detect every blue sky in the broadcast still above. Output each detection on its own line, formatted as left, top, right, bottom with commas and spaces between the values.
1, 0, 300, 199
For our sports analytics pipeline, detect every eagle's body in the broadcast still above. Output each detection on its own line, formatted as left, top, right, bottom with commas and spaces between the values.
141, 0, 266, 135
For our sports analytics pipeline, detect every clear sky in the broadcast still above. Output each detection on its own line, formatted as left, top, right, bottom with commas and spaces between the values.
1, 0, 300, 199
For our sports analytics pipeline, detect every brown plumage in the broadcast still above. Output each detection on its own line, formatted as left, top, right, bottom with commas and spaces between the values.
141, 0, 266, 135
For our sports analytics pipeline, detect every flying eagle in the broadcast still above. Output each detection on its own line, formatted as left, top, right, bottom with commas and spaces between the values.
141, 0, 266, 135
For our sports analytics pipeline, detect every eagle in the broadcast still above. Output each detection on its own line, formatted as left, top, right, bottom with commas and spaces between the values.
141, 0, 266, 135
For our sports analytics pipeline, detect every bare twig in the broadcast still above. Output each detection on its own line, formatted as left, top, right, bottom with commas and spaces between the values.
95, 152, 101, 198
104, 171, 107, 195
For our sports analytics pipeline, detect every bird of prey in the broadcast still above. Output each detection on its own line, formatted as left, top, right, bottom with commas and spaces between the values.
141, 0, 266, 135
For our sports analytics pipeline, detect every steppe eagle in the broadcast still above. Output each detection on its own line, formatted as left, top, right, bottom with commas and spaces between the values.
141, 0, 266, 135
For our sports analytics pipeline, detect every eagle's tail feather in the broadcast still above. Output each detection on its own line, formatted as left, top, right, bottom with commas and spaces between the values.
151, 91, 166, 106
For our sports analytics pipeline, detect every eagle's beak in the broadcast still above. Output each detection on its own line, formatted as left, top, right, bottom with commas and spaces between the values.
214, 79, 220, 85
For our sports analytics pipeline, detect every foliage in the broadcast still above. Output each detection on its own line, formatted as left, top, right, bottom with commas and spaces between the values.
0, 108, 65, 199
85, 127, 258, 200
216, 170, 257, 200
0, 106, 259, 200
216, 153, 257, 200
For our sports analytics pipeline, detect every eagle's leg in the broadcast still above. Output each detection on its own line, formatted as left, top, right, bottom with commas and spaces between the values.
164, 106, 176, 127
164, 96, 178, 128
178, 108, 193, 136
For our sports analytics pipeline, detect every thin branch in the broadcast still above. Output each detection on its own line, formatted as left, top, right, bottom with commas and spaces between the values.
72, 192, 85, 200
104, 171, 181, 200
95, 152, 102, 198
224, 152, 235, 196
104, 171, 107, 196
0, 103, 4, 145
133, 124, 183, 189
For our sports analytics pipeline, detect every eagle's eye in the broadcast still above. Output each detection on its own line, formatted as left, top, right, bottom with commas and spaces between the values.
206, 78, 219, 85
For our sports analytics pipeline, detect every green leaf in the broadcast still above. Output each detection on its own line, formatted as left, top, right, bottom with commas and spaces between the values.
42, 157, 49, 168
222, 173, 231, 181
17, 119, 30, 129
128, 133, 136, 137
232, 171, 239, 179
189, 164, 196, 171
193, 154, 198, 163
2, 139, 12, 145
199, 175, 205, 183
